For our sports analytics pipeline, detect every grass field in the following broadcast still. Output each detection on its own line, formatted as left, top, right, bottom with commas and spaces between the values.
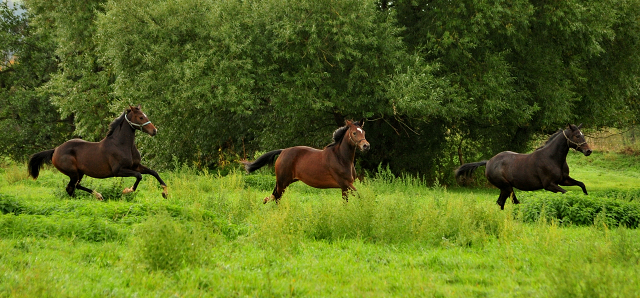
1, 150, 640, 297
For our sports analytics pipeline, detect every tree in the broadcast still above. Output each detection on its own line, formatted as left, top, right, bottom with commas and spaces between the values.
96, 0, 454, 172
387, 0, 640, 166
27, 0, 115, 140
0, 1, 71, 160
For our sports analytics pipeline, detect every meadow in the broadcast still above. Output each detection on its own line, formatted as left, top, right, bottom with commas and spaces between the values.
1, 150, 640, 297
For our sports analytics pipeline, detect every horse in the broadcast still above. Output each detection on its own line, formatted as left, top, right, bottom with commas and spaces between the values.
28, 105, 168, 200
243, 119, 370, 204
455, 124, 592, 210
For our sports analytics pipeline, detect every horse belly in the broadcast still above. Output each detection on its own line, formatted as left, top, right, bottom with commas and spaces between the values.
290, 153, 341, 189
65, 142, 113, 178
504, 162, 544, 191
487, 153, 541, 191
297, 171, 341, 189
77, 157, 113, 178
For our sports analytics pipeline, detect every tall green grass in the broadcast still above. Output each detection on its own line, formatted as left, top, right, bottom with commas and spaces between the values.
0, 153, 639, 297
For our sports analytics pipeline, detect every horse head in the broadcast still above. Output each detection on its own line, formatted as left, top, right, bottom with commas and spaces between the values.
346, 119, 370, 152
126, 104, 157, 136
565, 124, 592, 156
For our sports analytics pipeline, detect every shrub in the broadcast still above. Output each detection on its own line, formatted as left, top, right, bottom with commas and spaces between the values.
516, 192, 640, 228
135, 211, 203, 271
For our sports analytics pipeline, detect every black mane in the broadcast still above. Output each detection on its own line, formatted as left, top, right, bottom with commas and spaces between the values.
326, 125, 349, 148
106, 110, 130, 137
535, 129, 563, 151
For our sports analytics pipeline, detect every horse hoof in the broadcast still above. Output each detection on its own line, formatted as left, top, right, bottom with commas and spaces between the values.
92, 191, 104, 201
162, 185, 168, 199
122, 187, 134, 194
263, 194, 276, 204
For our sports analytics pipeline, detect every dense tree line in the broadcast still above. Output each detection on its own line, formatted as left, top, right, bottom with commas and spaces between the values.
1, 0, 639, 183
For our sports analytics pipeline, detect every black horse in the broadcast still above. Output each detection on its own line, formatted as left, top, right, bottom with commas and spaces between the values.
455, 124, 592, 209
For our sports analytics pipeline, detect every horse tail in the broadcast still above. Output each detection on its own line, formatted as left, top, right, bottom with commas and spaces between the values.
243, 149, 283, 173
455, 160, 488, 179
28, 149, 55, 179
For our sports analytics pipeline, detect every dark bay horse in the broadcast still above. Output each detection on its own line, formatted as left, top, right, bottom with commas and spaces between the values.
455, 124, 592, 209
243, 120, 370, 204
28, 105, 168, 200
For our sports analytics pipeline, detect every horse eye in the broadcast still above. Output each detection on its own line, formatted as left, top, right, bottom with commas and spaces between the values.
139, 117, 143, 120
353, 132, 356, 135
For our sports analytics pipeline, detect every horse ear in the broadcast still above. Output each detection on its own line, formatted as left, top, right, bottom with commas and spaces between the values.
137, 104, 142, 110
577, 123, 583, 129
128, 104, 134, 111
358, 118, 365, 127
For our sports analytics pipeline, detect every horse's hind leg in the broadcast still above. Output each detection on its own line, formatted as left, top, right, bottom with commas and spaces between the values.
496, 188, 513, 210
511, 190, 520, 204
264, 178, 295, 204
75, 173, 103, 200
265, 183, 285, 204
66, 176, 78, 196
264, 185, 279, 204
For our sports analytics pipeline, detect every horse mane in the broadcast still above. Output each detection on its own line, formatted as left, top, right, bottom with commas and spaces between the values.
535, 129, 563, 151
326, 125, 349, 148
106, 109, 130, 137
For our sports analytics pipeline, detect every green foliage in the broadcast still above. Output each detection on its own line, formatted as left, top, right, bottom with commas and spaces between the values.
390, 0, 640, 164
0, 1, 72, 160
95, 0, 423, 171
516, 190, 640, 227
0, 154, 640, 296
135, 211, 204, 271
243, 174, 275, 191
27, 0, 116, 140
0, 213, 124, 241
3, 0, 640, 181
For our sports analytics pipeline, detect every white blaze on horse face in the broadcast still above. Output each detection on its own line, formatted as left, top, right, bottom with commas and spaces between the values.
357, 128, 363, 133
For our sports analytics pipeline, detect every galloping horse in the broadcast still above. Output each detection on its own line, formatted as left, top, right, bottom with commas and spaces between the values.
455, 124, 592, 209
243, 120, 370, 204
28, 105, 168, 200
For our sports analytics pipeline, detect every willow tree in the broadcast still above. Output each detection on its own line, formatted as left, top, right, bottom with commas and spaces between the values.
96, 0, 459, 172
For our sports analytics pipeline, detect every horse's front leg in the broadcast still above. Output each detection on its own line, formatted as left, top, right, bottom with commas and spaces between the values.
340, 182, 357, 202
116, 168, 143, 194
543, 182, 568, 194
136, 164, 168, 198
560, 176, 588, 195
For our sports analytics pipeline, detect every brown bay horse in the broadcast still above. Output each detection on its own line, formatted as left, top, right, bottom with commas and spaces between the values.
243, 120, 370, 203
455, 124, 592, 209
28, 105, 168, 200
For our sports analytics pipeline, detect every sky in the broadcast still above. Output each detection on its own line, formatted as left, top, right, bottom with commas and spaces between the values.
5, 0, 26, 14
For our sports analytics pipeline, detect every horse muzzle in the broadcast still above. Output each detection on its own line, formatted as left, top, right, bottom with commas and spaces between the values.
143, 124, 157, 136
359, 141, 370, 152
578, 145, 592, 156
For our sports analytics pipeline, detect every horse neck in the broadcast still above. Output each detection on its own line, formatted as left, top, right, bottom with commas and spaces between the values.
106, 121, 137, 147
538, 131, 570, 164
334, 135, 356, 163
